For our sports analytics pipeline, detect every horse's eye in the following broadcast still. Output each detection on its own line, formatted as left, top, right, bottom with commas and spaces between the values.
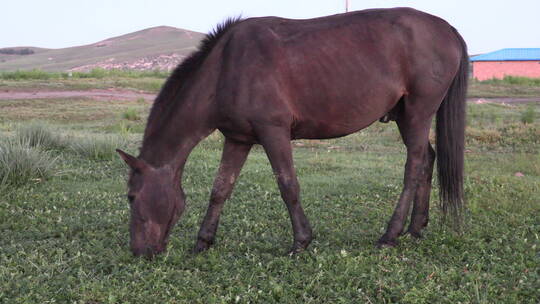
127, 195, 135, 203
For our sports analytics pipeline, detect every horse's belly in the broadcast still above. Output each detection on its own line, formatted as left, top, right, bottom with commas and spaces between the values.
289, 94, 397, 139
291, 114, 380, 140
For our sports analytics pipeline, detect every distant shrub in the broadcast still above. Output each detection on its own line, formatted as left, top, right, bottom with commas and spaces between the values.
520, 104, 536, 124
0, 69, 60, 80
122, 108, 141, 121
16, 122, 66, 150
71, 68, 170, 79
0, 139, 56, 187
0, 48, 34, 55
70, 135, 126, 161
0, 68, 170, 80
71, 68, 107, 79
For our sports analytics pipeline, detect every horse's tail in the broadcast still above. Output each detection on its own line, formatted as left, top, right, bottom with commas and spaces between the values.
435, 27, 468, 227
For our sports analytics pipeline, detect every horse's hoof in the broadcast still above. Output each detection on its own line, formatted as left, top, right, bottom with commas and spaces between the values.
376, 236, 398, 248
193, 239, 213, 254
287, 246, 306, 256
287, 239, 311, 255
406, 229, 423, 239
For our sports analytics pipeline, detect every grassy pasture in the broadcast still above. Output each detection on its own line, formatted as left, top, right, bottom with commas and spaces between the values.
0, 79, 539, 303
2, 70, 540, 98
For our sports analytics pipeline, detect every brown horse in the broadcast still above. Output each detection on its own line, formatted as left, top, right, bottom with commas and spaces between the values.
117, 7, 468, 257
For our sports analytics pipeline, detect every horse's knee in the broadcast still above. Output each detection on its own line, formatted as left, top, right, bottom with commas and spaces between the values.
277, 175, 300, 202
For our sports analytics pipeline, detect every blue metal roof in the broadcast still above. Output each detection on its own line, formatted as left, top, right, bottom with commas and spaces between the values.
470, 48, 540, 61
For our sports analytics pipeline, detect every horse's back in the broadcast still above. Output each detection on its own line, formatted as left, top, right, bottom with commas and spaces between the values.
215, 8, 464, 140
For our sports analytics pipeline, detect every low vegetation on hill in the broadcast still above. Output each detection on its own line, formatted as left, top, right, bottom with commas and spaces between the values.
0, 48, 35, 55
0, 26, 205, 72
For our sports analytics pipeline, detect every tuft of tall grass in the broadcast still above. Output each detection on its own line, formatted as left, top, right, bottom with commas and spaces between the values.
69, 135, 126, 161
0, 139, 56, 187
16, 122, 66, 150
121, 108, 141, 121
520, 104, 536, 124
109, 120, 146, 135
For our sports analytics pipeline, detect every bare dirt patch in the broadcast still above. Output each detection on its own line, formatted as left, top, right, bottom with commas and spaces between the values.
0, 89, 155, 102
468, 97, 540, 104
0, 97, 147, 122
1, 89, 538, 105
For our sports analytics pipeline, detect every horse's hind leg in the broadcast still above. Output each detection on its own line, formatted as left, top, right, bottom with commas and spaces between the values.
407, 143, 435, 238
194, 138, 252, 253
256, 126, 313, 254
377, 107, 435, 247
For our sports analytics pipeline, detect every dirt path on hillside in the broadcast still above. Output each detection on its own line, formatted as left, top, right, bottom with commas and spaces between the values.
0, 89, 539, 104
0, 89, 155, 101
468, 97, 540, 104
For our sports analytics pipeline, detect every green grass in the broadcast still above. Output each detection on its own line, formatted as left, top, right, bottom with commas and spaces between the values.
521, 104, 536, 124
0, 68, 169, 80
3, 72, 540, 98
0, 85, 538, 303
465, 103, 539, 152
480, 75, 540, 87
468, 77, 540, 98
0, 69, 167, 93
0, 76, 166, 93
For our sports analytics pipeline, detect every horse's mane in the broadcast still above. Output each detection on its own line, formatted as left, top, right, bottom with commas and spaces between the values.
144, 17, 243, 139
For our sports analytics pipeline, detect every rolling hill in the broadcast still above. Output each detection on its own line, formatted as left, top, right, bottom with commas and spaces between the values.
0, 26, 205, 72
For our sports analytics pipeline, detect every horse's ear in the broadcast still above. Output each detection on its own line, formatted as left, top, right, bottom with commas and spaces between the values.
116, 149, 147, 171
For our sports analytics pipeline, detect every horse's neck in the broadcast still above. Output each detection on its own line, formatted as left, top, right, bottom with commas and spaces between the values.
139, 121, 211, 173
139, 100, 214, 176
139, 51, 220, 173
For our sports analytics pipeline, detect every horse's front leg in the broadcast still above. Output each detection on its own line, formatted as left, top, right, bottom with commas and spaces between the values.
257, 126, 313, 254
194, 138, 252, 253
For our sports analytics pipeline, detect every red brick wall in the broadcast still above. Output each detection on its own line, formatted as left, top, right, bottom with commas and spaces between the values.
472, 61, 540, 80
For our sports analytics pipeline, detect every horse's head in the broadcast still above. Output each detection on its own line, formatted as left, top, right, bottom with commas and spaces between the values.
116, 149, 185, 258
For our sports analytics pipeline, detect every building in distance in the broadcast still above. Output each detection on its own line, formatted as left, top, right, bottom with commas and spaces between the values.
470, 48, 540, 80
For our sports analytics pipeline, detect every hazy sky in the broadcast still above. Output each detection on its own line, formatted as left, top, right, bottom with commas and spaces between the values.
1, 0, 539, 54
